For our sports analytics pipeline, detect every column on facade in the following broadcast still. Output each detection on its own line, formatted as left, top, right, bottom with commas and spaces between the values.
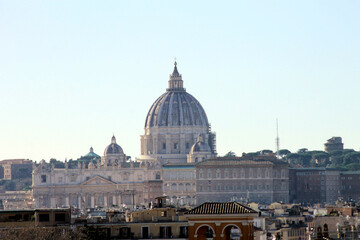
78, 195, 82, 209
113, 195, 116, 206
104, 194, 108, 207
180, 134, 186, 154
65, 195, 70, 207
91, 195, 95, 208
50, 197, 56, 208
166, 135, 171, 154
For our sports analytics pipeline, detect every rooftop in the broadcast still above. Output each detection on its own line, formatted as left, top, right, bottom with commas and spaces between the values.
185, 202, 257, 215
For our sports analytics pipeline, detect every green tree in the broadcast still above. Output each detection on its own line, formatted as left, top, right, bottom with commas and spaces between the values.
345, 163, 360, 171
261, 149, 273, 155
246, 152, 259, 157
224, 151, 236, 157
50, 158, 65, 168
297, 148, 308, 153
278, 149, 291, 156
312, 152, 330, 166
343, 152, 360, 165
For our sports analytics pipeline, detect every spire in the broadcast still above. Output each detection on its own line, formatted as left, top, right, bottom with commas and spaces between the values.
172, 61, 180, 77
111, 134, 116, 144
167, 61, 185, 91
90, 146, 94, 153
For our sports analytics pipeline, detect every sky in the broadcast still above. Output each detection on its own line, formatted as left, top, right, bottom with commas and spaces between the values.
0, 1, 359, 161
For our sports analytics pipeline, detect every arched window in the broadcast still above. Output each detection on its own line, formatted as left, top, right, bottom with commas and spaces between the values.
171, 183, 177, 191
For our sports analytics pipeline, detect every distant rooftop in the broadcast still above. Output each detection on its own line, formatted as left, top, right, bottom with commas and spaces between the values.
185, 202, 257, 215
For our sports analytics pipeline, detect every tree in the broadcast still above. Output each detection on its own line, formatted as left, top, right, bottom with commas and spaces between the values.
297, 148, 308, 153
278, 149, 291, 156
246, 152, 259, 157
343, 152, 360, 165
261, 149, 273, 155
345, 163, 360, 171
50, 158, 65, 168
224, 151, 236, 157
312, 152, 330, 166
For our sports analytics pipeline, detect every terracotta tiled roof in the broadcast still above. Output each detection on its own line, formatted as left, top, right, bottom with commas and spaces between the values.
185, 202, 257, 215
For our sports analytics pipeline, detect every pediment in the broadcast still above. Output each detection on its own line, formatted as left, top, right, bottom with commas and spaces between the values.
81, 176, 115, 186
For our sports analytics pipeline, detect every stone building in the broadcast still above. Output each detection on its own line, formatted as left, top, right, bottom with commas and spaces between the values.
32, 135, 162, 209
162, 163, 197, 206
196, 155, 289, 204
289, 168, 341, 204
139, 62, 216, 164
339, 171, 360, 201
324, 137, 344, 153
0, 159, 33, 180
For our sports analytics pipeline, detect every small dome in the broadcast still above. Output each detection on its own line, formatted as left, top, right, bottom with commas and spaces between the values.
190, 135, 211, 153
104, 135, 124, 156
85, 146, 100, 158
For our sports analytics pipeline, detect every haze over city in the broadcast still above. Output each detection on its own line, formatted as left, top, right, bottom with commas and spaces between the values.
1, 1, 359, 161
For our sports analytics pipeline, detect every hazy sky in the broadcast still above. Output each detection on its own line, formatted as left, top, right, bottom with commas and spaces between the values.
1, 1, 359, 161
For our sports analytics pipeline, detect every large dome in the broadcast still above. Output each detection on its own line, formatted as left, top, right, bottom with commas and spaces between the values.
145, 62, 209, 128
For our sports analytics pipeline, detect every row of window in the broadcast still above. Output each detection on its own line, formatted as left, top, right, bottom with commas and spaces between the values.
164, 183, 196, 192
161, 142, 191, 150
163, 172, 195, 180
41, 174, 143, 184
198, 169, 286, 179
198, 183, 287, 192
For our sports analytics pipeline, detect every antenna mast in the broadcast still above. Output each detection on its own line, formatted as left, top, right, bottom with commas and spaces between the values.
276, 118, 280, 157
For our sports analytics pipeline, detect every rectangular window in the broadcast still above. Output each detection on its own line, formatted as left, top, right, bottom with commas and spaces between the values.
162, 143, 166, 150
142, 226, 149, 239
174, 143, 178, 149
58, 177, 62, 183
41, 175, 47, 183
120, 228, 130, 238
39, 213, 50, 222
186, 142, 190, 149
70, 175, 76, 182
55, 213, 66, 222
160, 226, 172, 238
180, 226, 188, 238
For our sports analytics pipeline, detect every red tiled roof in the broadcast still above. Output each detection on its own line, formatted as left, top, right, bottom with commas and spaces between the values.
185, 202, 257, 215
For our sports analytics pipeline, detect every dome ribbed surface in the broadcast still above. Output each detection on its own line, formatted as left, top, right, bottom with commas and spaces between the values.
145, 91, 209, 128
104, 143, 124, 155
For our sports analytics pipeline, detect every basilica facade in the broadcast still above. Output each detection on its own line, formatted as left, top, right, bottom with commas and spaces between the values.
32, 62, 215, 209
